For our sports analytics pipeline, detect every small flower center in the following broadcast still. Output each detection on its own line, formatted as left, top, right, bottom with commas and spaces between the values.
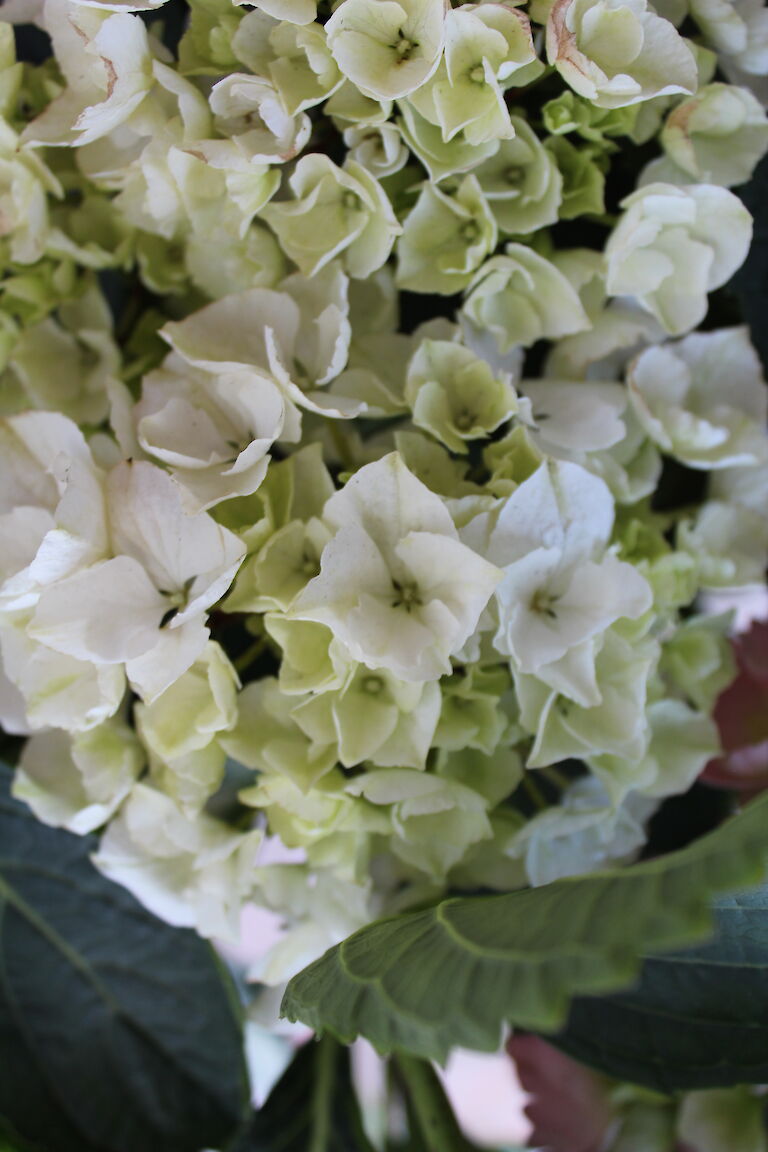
361, 674, 385, 696
505, 165, 525, 185
454, 407, 476, 431
342, 190, 362, 211
393, 30, 418, 60
530, 588, 560, 620
469, 63, 486, 85
391, 579, 422, 612
460, 219, 481, 243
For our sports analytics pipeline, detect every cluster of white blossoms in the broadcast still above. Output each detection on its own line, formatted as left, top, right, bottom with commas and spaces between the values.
1, 0, 767, 1007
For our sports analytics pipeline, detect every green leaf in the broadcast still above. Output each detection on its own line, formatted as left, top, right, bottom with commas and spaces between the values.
232, 1036, 376, 1151
549, 883, 768, 1093
0, 762, 250, 1152
282, 794, 768, 1063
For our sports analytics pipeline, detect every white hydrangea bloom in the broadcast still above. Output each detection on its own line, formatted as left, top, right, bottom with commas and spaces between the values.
0, 119, 61, 266
292, 665, 442, 770
161, 264, 356, 433
290, 453, 502, 682
657, 83, 768, 188
405, 338, 519, 453
546, 0, 697, 109
474, 116, 563, 235
409, 3, 539, 145
343, 123, 409, 179
346, 768, 492, 878
209, 74, 312, 164
29, 461, 246, 701
261, 154, 401, 279
12, 721, 142, 834
516, 629, 659, 767
93, 783, 263, 940
463, 244, 591, 352
678, 500, 768, 587
25, 1, 154, 148
135, 353, 285, 512
628, 327, 768, 469
396, 174, 497, 294
605, 183, 753, 335
325, 0, 447, 101
690, 0, 768, 86
485, 461, 651, 704
511, 776, 653, 886
136, 642, 239, 815
232, 12, 342, 115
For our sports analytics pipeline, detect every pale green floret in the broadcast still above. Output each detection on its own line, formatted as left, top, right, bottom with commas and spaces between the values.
627, 326, 768, 469
660, 83, 768, 187
232, 11, 343, 114
12, 722, 143, 835
93, 783, 263, 941
292, 664, 441, 769
397, 99, 500, 183
542, 90, 639, 145
463, 244, 591, 352
261, 154, 401, 278
515, 629, 659, 768
678, 500, 768, 588
605, 182, 753, 335
343, 122, 410, 178
137, 642, 239, 815
409, 3, 540, 146
659, 612, 736, 713
325, 0, 447, 101
544, 135, 606, 218
474, 116, 563, 235
546, 0, 698, 109
405, 339, 518, 453
289, 452, 502, 682
396, 174, 497, 294
677, 1087, 768, 1152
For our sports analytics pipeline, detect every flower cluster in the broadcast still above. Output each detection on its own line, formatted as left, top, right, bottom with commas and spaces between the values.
1, 0, 766, 1030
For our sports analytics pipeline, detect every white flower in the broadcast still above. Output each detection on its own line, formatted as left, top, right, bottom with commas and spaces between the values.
658, 83, 768, 188
292, 665, 442, 770
209, 74, 311, 164
13, 721, 142, 834
260, 154, 401, 279
408, 3, 539, 145
160, 263, 356, 432
93, 783, 262, 940
25, 1, 154, 148
325, 0, 447, 101
290, 453, 502, 682
463, 244, 591, 352
515, 630, 658, 767
628, 326, 768, 469
605, 183, 752, 335
546, 0, 697, 109
487, 461, 651, 704
135, 352, 285, 512
29, 461, 245, 700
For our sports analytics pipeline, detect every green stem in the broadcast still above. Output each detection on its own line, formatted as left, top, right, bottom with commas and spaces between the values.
233, 635, 267, 674
309, 1035, 336, 1152
522, 771, 548, 811
539, 765, 570, 792
395, 1053, 469, 1152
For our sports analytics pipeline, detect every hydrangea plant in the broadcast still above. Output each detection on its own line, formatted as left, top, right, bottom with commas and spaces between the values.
0, 1, 767, 1149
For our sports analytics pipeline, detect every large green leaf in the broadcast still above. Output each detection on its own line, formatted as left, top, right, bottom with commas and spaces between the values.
282, 794, 768, 1063
549, 884, 768, 1093
232, 1037, 376, 1151
0, 762, 250, 1152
